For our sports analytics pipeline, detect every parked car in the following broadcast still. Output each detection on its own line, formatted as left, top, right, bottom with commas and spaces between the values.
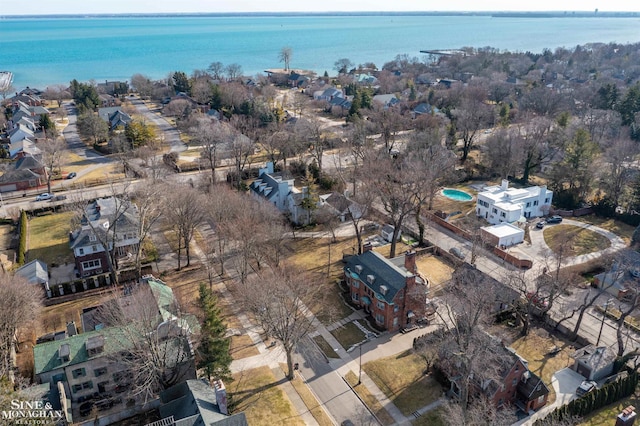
546, 215, 563, 224
449, 247, 465, 260
536, 221, 546, 229
67, 172, 77, 179
52, 195, 67, 201
526, 291, 549, 309
576, 380, 597, 396
35, 193, 53, 201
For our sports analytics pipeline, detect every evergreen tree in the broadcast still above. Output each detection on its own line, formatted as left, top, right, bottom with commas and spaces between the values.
197, 283, 232, 382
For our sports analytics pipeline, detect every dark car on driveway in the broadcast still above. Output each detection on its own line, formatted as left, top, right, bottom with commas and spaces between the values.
576, 380, 597, 396
546, 215, 563, 224
67, 172, 77, 179
536, 221, 546, 229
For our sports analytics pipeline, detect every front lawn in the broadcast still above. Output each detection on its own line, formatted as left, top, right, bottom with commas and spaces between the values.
286, 236, 357, 324
572, 216, 636, 243
330, 322, 365, 351
230, 366, 304, 425
27, 211, 75, 266
363, 350, 442, 416
544, 224, 611, 256
510, 331, 575, 405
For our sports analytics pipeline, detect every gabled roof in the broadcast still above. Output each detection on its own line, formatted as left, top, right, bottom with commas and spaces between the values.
517, 371, 550, 402
70, 197, 140, 249
344, 250, 413, 304
15, 155, 44, 171
0, 169, 41, 184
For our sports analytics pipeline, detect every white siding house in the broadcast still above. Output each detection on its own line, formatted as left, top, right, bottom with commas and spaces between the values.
476, 180, 553, 225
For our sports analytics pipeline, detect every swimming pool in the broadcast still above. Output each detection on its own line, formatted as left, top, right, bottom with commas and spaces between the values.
441, 188, 473, 201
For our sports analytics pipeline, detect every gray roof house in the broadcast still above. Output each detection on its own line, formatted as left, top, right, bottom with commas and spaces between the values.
319, 192, 363, 222
313, 87, 344, 101
372, 94, 400, 108
158, 379, 248, 426
250, 162, 310, 225
571, 345, 616, 381
98, 107, 132, 130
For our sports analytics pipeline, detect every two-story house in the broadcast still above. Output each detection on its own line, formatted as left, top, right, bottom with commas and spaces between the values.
33, 276, 197, 422
440, 341, 549, 413
70, 197, 140, 277
250, 162, 310, 225
476, 180, 553, 225
344, 246, 428, 331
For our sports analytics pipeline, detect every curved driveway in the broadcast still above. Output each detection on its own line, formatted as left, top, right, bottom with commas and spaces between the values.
527, 218, 627, 269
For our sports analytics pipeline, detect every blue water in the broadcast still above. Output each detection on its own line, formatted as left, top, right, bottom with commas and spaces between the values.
442, 189, 473, 201
1, 15, 639, 89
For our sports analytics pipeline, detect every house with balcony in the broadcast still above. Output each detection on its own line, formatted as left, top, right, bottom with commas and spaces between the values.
33, 276, 196, 423
70, 197, 140, 277
476, 180, 553, 225
343, 247, 428, 331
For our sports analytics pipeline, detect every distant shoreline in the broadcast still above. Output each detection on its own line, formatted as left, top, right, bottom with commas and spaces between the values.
1, 11, 640, 19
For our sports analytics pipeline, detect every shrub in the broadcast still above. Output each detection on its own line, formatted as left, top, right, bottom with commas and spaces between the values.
17, 210, 27, 266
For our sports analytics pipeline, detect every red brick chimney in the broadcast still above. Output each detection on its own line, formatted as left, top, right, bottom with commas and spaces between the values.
404, 250, 417, 274
616, 406, 637, 426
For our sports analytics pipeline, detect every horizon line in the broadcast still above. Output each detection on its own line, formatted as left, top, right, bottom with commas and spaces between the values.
2, 10, 640, 18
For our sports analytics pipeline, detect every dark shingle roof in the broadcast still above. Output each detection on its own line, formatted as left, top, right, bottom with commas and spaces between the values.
517, 371, 549, 401
344, 250, 412, 304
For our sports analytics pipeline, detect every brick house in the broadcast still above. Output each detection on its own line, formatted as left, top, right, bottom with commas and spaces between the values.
441, 343, 549, 412
343, 246, 428, 331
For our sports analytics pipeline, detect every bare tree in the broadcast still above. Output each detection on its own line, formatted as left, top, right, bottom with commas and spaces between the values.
39, 137, 67, 194
131, 74, 154, 98
295, 117, 326, 174
0, 273, 41, 384
367, 152, 422, 258
163, 184, 207, 270
189, 117, 231, 184
432, 268, 511, 415
279, 47, 293, 71
225, 63, 243, 81
131, 184, 164, 278
601, 137, 638, 207
451, 88, 494, 162
96, 281, 195, 402
208, 62, 224, 80
239, 264, 320, 379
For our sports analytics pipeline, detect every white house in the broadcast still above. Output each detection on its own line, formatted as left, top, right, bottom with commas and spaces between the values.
250, 162, 310, 225
476, 180, 553, 225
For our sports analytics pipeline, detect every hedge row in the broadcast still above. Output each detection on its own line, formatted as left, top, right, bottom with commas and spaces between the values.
17, 210, 26, 266
534, 371, 638, 425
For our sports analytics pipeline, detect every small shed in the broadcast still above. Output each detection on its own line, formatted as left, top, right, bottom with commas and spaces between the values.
381, 224, 401, 243
571, 345, 616, 381
480, 223, 524, 248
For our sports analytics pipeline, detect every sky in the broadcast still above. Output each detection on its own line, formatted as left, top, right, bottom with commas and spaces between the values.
2, 0, 639, 15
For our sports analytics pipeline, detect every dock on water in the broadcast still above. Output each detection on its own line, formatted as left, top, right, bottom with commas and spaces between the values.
0, 72, 13, 91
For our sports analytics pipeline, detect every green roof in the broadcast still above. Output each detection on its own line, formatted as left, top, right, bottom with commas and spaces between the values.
147, 277, 176, 323
33, 327, 131, 376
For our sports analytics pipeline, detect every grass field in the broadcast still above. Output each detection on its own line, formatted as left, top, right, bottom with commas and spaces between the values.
572, 216, 636, 243
230, 366, 305, 425
331, 322, 365, 351
27, 211, 75, 266
510, 331, 575, 405
286, 236, 357, 324
544, 224, 611, 256
312, 335, 340, 359
363, 350, 442, 416
412, 408, 446, 426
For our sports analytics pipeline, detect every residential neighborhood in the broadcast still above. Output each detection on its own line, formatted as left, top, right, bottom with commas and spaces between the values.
2, 37, 640, 426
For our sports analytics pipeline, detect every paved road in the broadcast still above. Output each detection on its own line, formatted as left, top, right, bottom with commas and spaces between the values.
129, 96, 186, 153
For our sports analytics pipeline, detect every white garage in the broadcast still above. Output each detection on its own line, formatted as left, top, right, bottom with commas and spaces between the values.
480, 222, 525, 248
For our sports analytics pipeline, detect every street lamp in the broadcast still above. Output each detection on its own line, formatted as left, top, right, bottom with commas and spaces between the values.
357, 343, 363, 386
596, 298, 615, 346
